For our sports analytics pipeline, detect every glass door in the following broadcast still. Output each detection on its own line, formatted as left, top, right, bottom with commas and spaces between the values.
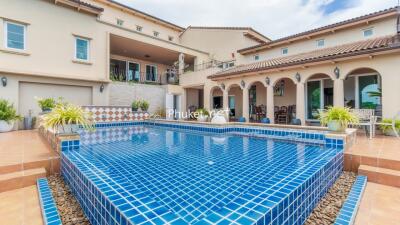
127, 62, 140, 82
307, 81, 321, 119
358, 75, 380, 109
229, 96, 235, 117
146, 65, 157, 82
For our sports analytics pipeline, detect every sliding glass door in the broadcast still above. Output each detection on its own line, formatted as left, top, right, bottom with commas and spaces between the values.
146, 65, 157, 82
306, 79, 334, 119
358, 75, 380, 109
127, 62, 140, 82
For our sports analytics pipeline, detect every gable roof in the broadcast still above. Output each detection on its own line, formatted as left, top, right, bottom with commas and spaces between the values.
209, 34, 400, 80
100, 0, 185, 31
180, 26, 271, 44
238, 6, 400, 54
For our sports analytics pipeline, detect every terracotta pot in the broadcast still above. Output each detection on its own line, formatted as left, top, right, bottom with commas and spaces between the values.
327, 120, 346, 132
0, 120, 14, 132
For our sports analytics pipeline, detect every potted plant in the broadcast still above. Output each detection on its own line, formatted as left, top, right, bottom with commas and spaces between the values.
36, 97, 56, 113
43, 102, 94, 134
379, 119, 400, 136
131, 100, 140, 112
140, 100, 150, 112
319, 106, 358, 132
195, 108, 209, 122
0, 99, 22, 132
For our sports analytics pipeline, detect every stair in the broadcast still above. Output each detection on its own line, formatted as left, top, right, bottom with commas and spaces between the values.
358, 165, 400, 188
0, 168, 47, 193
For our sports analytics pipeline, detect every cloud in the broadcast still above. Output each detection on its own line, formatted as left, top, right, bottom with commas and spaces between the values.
115, 0, 397, 39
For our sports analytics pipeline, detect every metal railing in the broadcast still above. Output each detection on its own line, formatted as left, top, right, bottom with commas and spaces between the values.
183, 60, 234, 73
110, 70, 180, 85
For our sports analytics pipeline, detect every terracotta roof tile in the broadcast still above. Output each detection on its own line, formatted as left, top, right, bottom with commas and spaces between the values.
209, 35, 400, 79
67, 0, 104, 12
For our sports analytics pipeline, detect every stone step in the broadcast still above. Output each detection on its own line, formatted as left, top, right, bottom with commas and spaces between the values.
0, 158, 60, 175
358, 165, 400, 188
0, 168, 47, 193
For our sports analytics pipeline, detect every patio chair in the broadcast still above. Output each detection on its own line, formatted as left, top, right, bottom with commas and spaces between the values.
277, 106, 289, 124
373, 111, 400, 138
349, 109, 375, 139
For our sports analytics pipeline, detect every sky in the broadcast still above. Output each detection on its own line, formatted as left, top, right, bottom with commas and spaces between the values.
115, 0, 397, 40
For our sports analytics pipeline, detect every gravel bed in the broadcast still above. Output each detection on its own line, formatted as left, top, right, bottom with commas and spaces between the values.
305, 171, 357, 225
48, 172, 356, 225
48, 174, 90, 225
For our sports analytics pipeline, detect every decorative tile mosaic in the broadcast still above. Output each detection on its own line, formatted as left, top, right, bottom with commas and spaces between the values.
334, 176, 367, 225
82, 106, 149, 122
37, 178, 62, 225
62, 124, 343, 225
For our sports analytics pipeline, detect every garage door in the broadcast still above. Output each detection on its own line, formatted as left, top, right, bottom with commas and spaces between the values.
19, 82, 92, 116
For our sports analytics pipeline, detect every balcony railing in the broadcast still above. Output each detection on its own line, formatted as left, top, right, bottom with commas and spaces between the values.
183, 60, 234, 73
110, 71, 179, 85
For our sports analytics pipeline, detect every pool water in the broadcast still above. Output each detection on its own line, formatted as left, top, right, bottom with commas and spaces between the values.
62, 124, 343, 225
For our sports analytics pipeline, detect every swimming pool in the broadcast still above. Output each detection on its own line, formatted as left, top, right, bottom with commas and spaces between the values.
61, 122, 343, 225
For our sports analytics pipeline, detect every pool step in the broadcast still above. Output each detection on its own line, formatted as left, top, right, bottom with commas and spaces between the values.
0, 158, 60, 176
358, 165, 400, 188
0, 167, 47, 193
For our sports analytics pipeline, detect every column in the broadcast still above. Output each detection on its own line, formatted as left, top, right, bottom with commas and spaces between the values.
333, 79, 344, 107
266, 86, 274, 123
296, 82, 305, 125
242, 87, 249, 121
204, 86, 211, 111
178, 53, 185, 75
180, 88, 187, 120
222, 90, 229, 119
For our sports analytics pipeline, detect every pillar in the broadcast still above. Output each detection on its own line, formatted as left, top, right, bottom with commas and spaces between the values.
296, 82, 305, 125
333, 79, 344, 107
266, 86, 274, 123
223, 90, 229, 119
242, 87, 249, 121
178, 53, 185, 75
181, 88, 187, 120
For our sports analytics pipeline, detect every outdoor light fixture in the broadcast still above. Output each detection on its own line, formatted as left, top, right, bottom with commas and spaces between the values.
1, 77, 7, 87
295, 72, 301, 82
265, 77, 270, 85
220, 83, 225, 90
334, 66, 340, 79
240, 80, 246, 89
100, 84, 104, 93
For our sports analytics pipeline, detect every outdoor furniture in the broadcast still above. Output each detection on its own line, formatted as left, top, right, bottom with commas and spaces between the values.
349, 109, 375, 139
277, 106, 289, 124
373, 111, 400, 138
255, 105, 266, 121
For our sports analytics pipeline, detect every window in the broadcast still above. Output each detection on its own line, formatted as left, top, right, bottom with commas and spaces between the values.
5, 21, 26, 50
363, 28, 373, 37
146, 65, 157, 81
316, 39, 325, 47
281, 47, 288, 55
75, 37, 89, 61
136, 25, 142, 32
153, 31, 159, 37
254, 55, 260, 60
116, 19, 124, 26
168, 36, 174, 41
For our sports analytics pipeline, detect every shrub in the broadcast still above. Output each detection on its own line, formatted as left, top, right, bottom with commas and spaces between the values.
379, 119, 400, 134
319, 106, 358, 127
36, 97, 56, 111
195, 108, 209, 116
43, 102, 94, 132
153, 107, 166, 119
0, 99, 22, 123
131, 100, 140, 111
140, 100, 150, 111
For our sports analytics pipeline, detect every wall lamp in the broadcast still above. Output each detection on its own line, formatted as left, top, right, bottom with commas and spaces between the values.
220, 83, 225, 90
240, 80, 246, 89
100, 84, 104, 93
1, 77, 7, 87
295, 72, 301, 82
334, 66, 340, 79
265, 77, 270, 85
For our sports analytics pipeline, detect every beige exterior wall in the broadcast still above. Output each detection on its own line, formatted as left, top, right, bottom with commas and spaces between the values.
206, 53, 400, 122
180, 29, 262, 63
241, 18, 397, 64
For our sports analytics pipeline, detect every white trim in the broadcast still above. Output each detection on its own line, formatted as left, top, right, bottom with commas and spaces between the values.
74, 36, 90, 62
4, 21, 26, 51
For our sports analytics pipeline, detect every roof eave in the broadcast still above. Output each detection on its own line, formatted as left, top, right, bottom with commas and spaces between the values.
209, 46, 400, 80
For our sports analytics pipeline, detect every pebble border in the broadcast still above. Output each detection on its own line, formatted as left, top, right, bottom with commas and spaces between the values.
334, 176, 367, 225
37, 178, 63, 225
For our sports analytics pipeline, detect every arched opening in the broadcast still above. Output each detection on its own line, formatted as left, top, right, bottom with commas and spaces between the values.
227, 84, 242, 121
210, 86, 223, 110
273, 78, 296, 124
248, 81, 267, 122
305, 73, 334, 120
344, 68, 382, 116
